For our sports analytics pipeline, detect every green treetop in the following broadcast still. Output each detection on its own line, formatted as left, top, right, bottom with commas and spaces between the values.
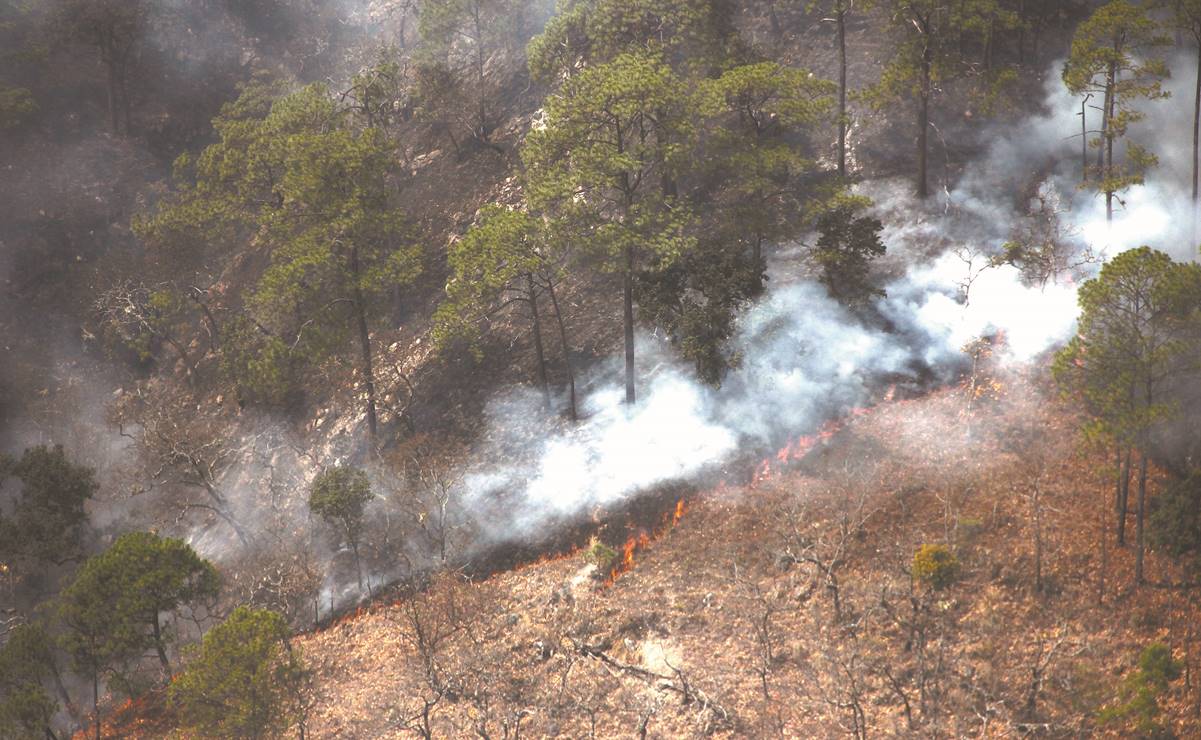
1062, 0, 1169, 224
0, 623, 60, 739
871, 0, 1020, 197
699, 60, 835, 271
435, 206, 578, 417
0, 445, 97, 571
136, 80, 421, 437
308, 466, 374, 593
1054, 247, 1201, 584
169, 606, 307, 739
527, 0, 737, 83
523, 51, 694, 404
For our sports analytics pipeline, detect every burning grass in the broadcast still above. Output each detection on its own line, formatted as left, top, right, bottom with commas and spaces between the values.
110, 365, 1201, 737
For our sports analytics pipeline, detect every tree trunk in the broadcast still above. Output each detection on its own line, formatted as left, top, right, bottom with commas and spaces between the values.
153, 613, 171, 673
351, 539, 368, 596
917, 43, 931, 199
92, 670, 100, 740
623, 244, 636, 405
1103, 61, 1117, 224
1033, 484, 1043, 593
1135, 448, 1149, 585
189, 292, 221, 352
1017, 0, 1027, 64
526, 273, 552, 412
837, 7, 848, 178
118, 57, 131, 134
349, 246, 379, 439
546, 278, 577, 422
473, 7, 488, 141
105, 61, 120, 134
163, 334, 195, 386
1192, 38, 1200, 211
1098, 503, 1107, 605
1097, 66, 1112, 173
1114, 444, 1124, 542
1081, 96, 1089, 183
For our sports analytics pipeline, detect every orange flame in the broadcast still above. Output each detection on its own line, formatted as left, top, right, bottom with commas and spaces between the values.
605, 498, 688, 585
751, 396, 890, 487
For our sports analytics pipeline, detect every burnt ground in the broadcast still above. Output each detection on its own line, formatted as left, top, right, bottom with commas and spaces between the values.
103, 364, 1195, 739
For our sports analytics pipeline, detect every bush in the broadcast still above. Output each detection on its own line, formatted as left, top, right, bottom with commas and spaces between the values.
956, 517, 985, 546
1148, 471, 1201, 560
912, 544, 959, 589
1099, 642, 1182, 738
170, 607, 307, 738
583, 538, 618, 570
308, 466, 374, 546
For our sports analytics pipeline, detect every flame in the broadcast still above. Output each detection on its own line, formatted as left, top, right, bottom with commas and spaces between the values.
605, 498, 688, 585
750, 391, 895, 486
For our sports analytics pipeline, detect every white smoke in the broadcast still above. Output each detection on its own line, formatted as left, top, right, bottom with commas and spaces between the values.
457, 51, 1201, 544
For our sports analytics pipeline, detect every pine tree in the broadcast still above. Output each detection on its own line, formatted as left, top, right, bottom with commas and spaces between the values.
435, 206, 577, 418
1054, 247, 1201, 584
169, 607, 307, 739
1062, 0, 1169, 224
135, 80, 421, 438
523, 51, 695, 404
871, 0, 1020, 197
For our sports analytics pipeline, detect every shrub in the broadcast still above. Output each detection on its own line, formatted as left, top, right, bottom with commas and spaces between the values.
170, 607, 307, 738
308, 466, 374, 547
912, 544, 959, 589
1099, 642, 1182, 738
583, 538, 618, 570
956, 516, 985, 546
1148, 471, 1201, 561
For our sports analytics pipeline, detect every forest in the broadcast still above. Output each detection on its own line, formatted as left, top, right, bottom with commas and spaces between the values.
5, 0, 1201, 737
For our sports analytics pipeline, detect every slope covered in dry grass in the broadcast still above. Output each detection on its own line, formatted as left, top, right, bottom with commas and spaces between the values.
267, 362, 1200, 739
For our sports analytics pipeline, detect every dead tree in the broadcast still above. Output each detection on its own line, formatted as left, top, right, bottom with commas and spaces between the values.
731, 563, 785, 735
110, 384, 250, 546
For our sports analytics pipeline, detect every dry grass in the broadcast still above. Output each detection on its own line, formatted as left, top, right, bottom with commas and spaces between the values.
271, 367, 1201, 738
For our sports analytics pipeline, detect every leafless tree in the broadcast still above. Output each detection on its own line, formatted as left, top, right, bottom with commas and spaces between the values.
733, 564, 784, 735
110, 382, 251, 546
1022, 628, 1069, 721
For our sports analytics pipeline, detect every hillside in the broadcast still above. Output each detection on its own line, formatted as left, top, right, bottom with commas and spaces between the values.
102, 366, 1201, 738
6, 0, 1201, 738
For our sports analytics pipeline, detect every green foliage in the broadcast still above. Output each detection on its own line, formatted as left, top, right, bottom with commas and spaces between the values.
1099, 642, 1182, 737
0, 623, 59, 738
94, 282, 191, 366
1053, 247, 1201, 449
0, 85, 36, 129
1148, 471, 1201, 561
1062, 0, 1170, 199
219, 315, 297, 406
698, 61, 836, 278
868, 0, 1020, 108
417, 0, 519, 141
912, 544, 958, 589
523, 51, 694, 272
308, 466, 374, 549
434, 206, 548, 354
527, 0, 736, 83
583, 537, 618, 569
58, 532, 219, 680
812, 204, 887, 308
136, 80, 421, 410
0, 445, 97, 567
169, 606, 307, 739
635, 237, 762, 385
